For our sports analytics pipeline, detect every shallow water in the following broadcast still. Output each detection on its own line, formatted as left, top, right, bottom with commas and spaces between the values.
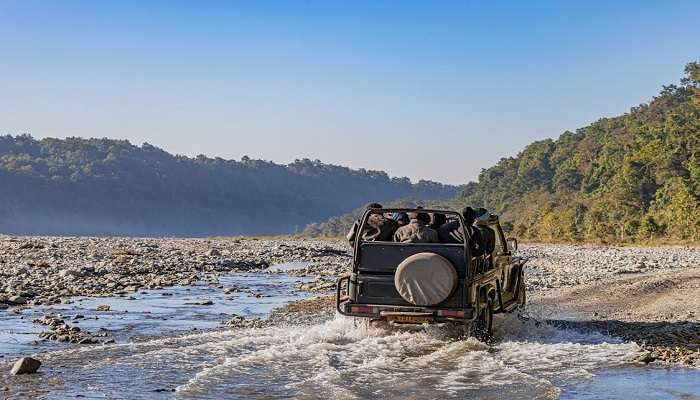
2, 270, 699, 399
0, 272, 311, 360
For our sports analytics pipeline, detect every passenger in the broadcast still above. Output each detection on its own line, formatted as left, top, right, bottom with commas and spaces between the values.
346, 203, 383, 247
364, 212, 399, 242
474, 208, 496, 255
390, 212, 410, 227
428, 213, 447, 231
393, 211, 438, 243
438, 206, 483, 257
346, 203, 399, 247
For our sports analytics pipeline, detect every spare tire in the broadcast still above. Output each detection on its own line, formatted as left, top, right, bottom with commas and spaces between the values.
394, 252, 457, 306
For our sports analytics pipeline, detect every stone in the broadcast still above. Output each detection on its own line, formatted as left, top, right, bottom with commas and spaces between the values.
58, 269, 80, 278
8, 295, 27, 305
205, 249, 221, 257
633, 352, 656, 364
10, 357, 41, 375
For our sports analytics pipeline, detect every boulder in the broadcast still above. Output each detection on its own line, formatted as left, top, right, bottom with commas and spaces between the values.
10, 357, 41, 375
8, 295, 27, 305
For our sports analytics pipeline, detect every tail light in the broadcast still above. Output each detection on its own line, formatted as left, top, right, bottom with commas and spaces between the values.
437, 310, 465, 318
349, 305, 376, 314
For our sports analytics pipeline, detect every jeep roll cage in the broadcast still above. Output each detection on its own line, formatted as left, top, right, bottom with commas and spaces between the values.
352, 208, 474, 282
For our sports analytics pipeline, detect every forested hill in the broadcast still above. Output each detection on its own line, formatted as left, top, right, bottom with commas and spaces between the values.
303, 63, 700, 244
0, 136, 458, 236
459, 62, 700, 243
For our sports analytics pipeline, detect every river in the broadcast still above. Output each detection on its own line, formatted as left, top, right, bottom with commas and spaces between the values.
1, 266, 699, 399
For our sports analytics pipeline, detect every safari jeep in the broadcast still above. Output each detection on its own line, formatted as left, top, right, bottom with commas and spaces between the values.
336, 208, 526, 339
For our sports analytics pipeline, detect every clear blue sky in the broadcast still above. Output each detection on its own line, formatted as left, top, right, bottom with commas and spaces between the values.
1, 1, 699, 184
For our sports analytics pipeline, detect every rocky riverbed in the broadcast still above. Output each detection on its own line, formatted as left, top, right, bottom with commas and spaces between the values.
1, 236, 700, 369
0, 236, 351, 308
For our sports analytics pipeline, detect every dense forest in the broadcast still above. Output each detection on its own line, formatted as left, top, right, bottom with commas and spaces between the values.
0, 137, 457, 236
306, 63, 700, 244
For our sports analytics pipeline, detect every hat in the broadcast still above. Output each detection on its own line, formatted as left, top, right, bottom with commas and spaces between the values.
461, 206, 476, 223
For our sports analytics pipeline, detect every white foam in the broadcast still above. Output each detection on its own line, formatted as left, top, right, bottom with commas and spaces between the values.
171, 313, 641, 398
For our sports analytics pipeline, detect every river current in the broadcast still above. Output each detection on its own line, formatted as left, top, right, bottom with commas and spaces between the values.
2, 267, 699, 399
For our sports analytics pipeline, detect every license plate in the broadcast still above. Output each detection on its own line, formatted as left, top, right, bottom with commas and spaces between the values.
390, 315, 429, 324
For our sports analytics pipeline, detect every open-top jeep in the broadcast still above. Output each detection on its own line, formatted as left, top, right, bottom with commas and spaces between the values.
336, 208, 526, 338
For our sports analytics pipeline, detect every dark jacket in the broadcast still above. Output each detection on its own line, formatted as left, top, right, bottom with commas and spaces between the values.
438, 221, 484, 257
475, 223, 496, 255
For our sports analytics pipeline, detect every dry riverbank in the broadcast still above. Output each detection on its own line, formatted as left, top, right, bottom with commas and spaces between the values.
0, 236, 350, 308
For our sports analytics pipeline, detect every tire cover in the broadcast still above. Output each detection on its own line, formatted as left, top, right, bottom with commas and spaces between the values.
394, 252, 457, 306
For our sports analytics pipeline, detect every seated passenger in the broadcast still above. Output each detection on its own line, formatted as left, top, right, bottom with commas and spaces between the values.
346, 203, 383, 247
428, 213, 447, 231
393, 211, 438, 243
438, 206, 484, 257
390, 212, 410, 227
474, 208, 496, 255
363, 212, 399, 242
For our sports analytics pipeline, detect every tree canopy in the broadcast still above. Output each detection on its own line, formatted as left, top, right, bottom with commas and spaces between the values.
304, 63, 700, 244
457, 62, 700, 243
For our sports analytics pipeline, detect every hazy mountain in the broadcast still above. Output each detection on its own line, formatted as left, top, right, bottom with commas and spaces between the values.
0, 136, 458, 236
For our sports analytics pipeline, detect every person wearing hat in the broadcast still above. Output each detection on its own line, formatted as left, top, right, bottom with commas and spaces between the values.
428, 212, 447, 231
390, 212, 410, 227
473, 207, 496, 269
438, 206, 483, 257
474, 207, 496, 255
393, 211, 438, 243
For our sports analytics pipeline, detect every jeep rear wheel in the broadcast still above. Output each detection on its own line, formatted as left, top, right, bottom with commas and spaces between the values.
474, 299, 493, 341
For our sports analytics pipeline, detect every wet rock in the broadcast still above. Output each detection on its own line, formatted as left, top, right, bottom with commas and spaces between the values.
8, 295, 27, 305
227, 314, 265, 329
632, 351, 656, 364
185, 300, 213, 305
10, 357, 41, 375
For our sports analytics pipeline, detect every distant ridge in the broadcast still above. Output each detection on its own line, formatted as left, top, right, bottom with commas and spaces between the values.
0, 136, 458, 236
